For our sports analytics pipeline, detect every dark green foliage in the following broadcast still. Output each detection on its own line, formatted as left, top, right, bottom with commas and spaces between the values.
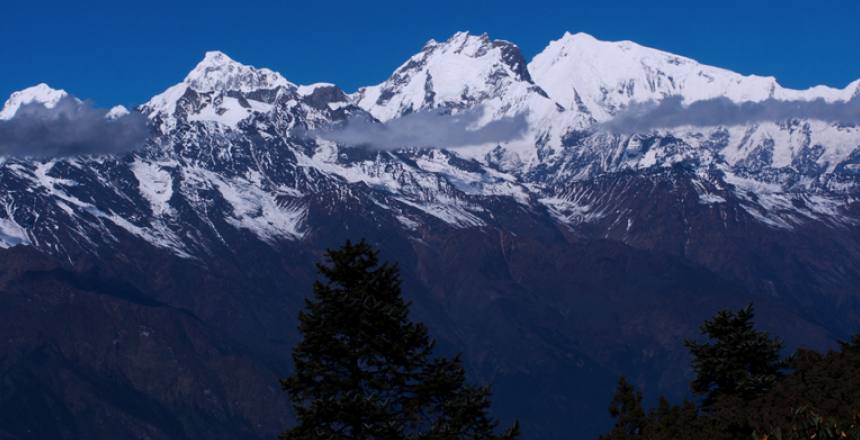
600, 377, 646, 439
599, 305, 860, 439
684, 304, 783, 407
753, 407, 860, 440
748, 333, 860, 438
601, 378, 702, 440
281, 240, 518, 440
643, 398, 700, 439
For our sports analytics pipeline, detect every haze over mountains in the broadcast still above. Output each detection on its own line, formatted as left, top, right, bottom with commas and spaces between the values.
1, 32, 859, 439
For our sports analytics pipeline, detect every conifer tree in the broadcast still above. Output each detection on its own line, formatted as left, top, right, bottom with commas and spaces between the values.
684, 304, 783, 407
600, 377, 646, 440
598, 309, 860, 439
281, 240, 519, 440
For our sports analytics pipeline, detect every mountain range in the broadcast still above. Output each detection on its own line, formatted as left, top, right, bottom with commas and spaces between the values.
1, 31, 859, 440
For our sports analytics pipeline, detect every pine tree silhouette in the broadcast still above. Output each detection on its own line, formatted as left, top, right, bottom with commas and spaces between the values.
600, 377, 646, 439
281, 240, 519, 440
685, 304, 783, 407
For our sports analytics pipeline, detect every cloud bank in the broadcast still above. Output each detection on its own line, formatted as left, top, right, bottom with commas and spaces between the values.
0, 97, 149, 158
311, 107, 529, 150
603, 95, 860, 133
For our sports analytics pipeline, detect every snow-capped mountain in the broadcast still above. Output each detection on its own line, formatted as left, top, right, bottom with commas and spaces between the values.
529, 31, 860, 120
354, 32, 590, 169
355, 32, 538, 121
0, 51, 533, 257
526, 32, 860, 194
2, 32, 860, 440
1, 31, 858, 255
142, 50, 296, 132
0, 83, 74, 119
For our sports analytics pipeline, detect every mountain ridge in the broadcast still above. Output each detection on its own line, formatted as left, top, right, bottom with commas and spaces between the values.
1, 30, 860, 440
1, 31, 859, 256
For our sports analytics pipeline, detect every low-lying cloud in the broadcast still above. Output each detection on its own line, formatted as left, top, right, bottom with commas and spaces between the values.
311, 107, 529, 150
603, 95, 860, 133
0, 97, 149, 158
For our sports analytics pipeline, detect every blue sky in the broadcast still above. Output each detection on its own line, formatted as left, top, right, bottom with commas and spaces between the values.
2, 0, 858, 108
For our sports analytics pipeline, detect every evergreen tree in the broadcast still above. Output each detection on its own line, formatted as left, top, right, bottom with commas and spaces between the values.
645, 397, 701, 440
684, 304, 783, 408
601, 379, 703, 440
598, 308, 860, 439
281, 240, 518, 440
600, 377, 646, 440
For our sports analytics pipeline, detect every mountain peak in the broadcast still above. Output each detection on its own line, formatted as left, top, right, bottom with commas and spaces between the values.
560, 31, 598, 43
556, 31, 655, 53
105, 105, 130, 119
355, 31, 535, 122
446, 31, 489, 45
187, 50, 243, 76
142, 51, 296, 130
0, 83, 70, 120
434, 31, 513, 59
420, 31, 491, 51
528, 32, 858, 120
200, 50, 233, 64
182, 50, 291, 93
